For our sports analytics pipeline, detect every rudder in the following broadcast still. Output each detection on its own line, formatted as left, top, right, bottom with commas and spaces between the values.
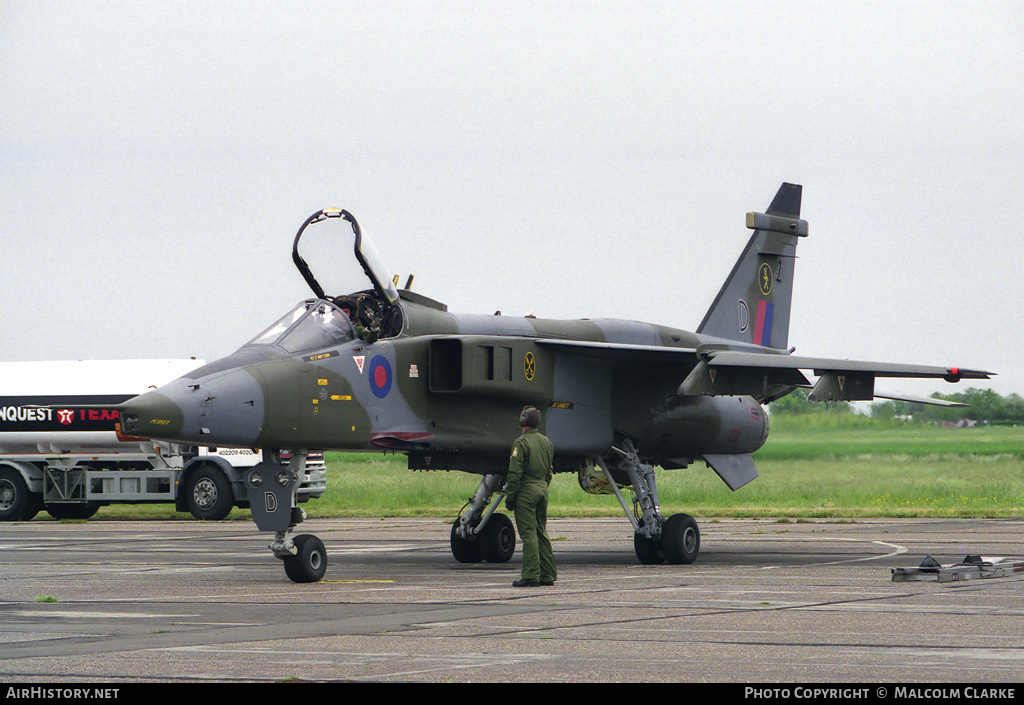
696, 183, 807, 349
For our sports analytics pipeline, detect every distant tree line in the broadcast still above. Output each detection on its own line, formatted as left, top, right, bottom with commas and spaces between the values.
769, 388, 1024, 425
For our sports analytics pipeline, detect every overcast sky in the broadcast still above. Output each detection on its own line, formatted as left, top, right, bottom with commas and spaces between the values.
2, 1, 1021, 399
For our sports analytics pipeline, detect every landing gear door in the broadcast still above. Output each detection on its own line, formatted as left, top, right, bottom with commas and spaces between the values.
245, 461, 296, 532
291, 208, 399, 305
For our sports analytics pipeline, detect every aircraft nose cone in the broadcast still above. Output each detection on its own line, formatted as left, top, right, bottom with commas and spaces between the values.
120, 389, 186, 440
122, 367, 265, 447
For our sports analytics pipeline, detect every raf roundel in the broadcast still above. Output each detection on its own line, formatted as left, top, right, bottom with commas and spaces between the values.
369, 356, 392, 399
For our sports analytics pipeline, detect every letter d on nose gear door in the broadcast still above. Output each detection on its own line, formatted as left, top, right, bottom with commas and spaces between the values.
245, 461, 296, 532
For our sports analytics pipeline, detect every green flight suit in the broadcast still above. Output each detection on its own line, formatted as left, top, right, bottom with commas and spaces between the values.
353, 323, 378, 344
503, 428, 556, 584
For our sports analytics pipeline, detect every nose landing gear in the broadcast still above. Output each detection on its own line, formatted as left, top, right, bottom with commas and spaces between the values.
247, 450, 329, 583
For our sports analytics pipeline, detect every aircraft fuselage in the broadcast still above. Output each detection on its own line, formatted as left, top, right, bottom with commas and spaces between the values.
121, 293, 770, 476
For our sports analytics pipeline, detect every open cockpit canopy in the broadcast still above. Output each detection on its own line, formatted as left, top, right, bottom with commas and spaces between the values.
289, 208, 404, 338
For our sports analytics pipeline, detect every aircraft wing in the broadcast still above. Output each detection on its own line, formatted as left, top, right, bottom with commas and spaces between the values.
537, 339, 993, 405
705, 351, 992, 380
700, 350, 993, 404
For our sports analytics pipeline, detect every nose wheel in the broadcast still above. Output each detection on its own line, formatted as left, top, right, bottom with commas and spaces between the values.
247, 450, 329, 583
282, 534, 328, 583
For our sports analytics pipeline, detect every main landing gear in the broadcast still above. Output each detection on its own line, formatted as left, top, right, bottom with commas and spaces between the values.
246, 450, 328, 583
447, 439, 701, 568
595, 438, 701, 565
450, 474, 517, 564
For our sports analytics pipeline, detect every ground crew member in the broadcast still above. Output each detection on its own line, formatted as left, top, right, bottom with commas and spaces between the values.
503, 405, 556, 587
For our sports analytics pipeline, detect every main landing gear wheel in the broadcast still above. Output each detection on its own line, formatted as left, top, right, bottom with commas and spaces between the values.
451, 521, 483, 563
633, 532, 665, 565
631, 514, 701, 564
450, 513, 517, 564
282, 534, 328, 583
479, 513, 516, 563
597, 438, 702, 566
450, 474, 514, 564
662, 513, 700, 565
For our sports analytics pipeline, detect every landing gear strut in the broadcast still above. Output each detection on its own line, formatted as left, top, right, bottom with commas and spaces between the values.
246, 449, 328, 583
450, 474, 516, 564
598, 438, 700, 565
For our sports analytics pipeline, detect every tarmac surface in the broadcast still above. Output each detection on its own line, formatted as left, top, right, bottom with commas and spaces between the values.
1, 516, 1023, 683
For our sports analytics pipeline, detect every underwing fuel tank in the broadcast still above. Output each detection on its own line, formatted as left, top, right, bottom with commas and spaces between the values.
639, 394, 769, 459
644, 394, 769, 492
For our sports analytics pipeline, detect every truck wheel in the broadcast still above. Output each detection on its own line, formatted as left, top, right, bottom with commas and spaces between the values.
0, 467, 32, 521
21, 493, 43, 522
185, 466, 233, 520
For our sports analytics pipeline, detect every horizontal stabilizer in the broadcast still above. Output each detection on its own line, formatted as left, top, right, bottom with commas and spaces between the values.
808, 372, 874, 402
703, 453, 759, 491
873, 392, 969, 408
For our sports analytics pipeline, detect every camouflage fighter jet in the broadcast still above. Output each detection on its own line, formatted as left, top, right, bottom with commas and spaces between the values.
118, 183, 992, 582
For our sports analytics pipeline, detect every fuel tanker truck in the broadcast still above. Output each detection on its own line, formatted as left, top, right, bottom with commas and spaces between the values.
0, 359, 325, 521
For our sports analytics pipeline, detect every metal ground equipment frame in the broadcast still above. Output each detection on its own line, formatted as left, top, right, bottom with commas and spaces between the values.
892, 555, 1024, 583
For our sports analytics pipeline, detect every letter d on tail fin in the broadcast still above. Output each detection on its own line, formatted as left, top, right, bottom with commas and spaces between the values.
697, 183, 807, 350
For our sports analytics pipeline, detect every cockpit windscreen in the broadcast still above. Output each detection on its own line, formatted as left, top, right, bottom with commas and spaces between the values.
247, 301, 355, 353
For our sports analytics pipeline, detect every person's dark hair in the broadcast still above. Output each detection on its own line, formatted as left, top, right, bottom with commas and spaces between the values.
518, 405, 541, 428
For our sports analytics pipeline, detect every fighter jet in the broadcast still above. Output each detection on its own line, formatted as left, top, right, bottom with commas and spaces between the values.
118, 183, 992, 582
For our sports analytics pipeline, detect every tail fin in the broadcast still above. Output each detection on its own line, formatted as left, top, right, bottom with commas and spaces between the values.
696, 183, 807, 349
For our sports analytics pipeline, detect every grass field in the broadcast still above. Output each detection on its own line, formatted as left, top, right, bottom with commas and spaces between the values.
95, 417, 1024, 521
